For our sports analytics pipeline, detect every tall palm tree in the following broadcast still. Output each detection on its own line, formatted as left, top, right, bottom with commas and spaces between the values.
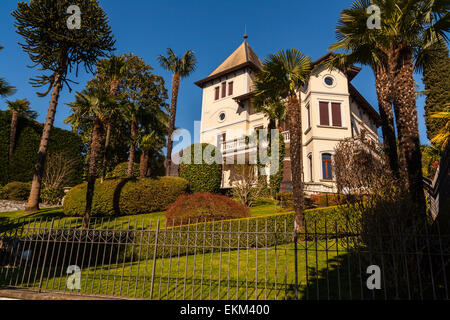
0, 45, 16, 98
66, 88, 114, 227
158, 49, 197, 176
6, 99, 37, 161
253, 49, 311, 232
95, 55, 127, 182
330, 0, 448, 216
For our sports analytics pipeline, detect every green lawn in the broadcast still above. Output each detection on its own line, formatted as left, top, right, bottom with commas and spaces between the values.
0, 200, 290, 231
0, 240, 363, 300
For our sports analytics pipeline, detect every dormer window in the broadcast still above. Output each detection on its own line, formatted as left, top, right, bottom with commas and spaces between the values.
215, 87, 220, 100
221, 82, 227, 98
228, 82, 234, 96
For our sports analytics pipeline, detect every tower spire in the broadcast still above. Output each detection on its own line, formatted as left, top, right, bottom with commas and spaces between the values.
243, 25, 248, 40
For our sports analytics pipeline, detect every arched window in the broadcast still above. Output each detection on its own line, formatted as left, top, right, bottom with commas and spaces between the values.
322, 153, 332, 180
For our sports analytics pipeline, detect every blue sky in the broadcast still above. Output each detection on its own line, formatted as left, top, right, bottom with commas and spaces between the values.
0, 0, 429, 145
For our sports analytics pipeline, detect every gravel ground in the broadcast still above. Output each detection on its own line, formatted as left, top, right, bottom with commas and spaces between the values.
0, 200, 58, 213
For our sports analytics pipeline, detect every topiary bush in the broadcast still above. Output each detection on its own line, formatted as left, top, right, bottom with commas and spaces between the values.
63, 177, 188, 217
40, 187, 65, 205
179, 143, 222, 193
106, 162, 140, 179
166, 192, 249, 226
4, 182, 31, 201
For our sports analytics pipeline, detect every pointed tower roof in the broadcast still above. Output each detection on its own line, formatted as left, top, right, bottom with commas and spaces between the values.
195, 39, 263, 88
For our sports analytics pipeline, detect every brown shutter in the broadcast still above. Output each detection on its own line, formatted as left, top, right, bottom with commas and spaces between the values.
331, 103, 342, 127
307, 105, 311, 129
228, 82, 233, 96
221, 82, 226, 98
319, 102, 329, 126
215, 87, 220, 100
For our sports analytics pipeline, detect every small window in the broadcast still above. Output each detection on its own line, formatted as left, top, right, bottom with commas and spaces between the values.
331, 103, 342, 127
221, 82, 226, 98
219, 112, 226, 122
308, 153, 313, 182
324, 75, 336, 87
322, 153, 332, 180
215, 87, 220, 100
306, 104, 311, 129
228, 82, 233, 96
319, 102, 329, 126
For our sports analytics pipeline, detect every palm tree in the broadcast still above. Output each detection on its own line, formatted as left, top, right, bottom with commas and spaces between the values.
158, 49, 197, 176
430, 106, 450, 150
329, 0, 448, 216
13, 1, 114, 213
0, 45, 16, 98
66, 88, 114, 227
6, 99, 37, 161
253, 49, 311, 232
94, 55, 127, 182
326, 49, 401, 178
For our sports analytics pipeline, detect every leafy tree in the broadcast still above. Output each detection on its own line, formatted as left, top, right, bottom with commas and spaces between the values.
423, 42, 450, 148
158, 49, 197, 175
0, 45, 16, 97
6, 99, 37, 161
253, 49, 311, 232
121, 54, 168, 177
12, 0, 115, 213
430, 107, 450, 150
66, 87, 115, 227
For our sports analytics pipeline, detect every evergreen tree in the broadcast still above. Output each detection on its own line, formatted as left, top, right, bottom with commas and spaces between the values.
423, 43, 450, 148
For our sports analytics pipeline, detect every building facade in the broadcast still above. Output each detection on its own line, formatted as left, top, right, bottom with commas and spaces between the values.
195, 39, 381, 195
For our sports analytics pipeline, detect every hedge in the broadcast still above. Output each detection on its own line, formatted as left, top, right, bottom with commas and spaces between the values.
179, 143, 222, 193
0, 110, 84, 186
3, 182, 31, 201
106, 162, 139, 179
63, 177, 189, 217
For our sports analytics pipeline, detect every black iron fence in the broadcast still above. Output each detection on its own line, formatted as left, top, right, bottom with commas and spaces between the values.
0, 216, 449, 300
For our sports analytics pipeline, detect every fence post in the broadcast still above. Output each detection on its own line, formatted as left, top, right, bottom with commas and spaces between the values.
294, 220, 299, 300
38, 219, 54, 293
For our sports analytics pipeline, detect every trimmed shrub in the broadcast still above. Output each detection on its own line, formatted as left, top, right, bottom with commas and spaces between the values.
0, 186, 6, 199
106, 162, 140, 179
0, 110, 84, 186
166, 192, 249, 226
63, 177, 189, 217
40, 187, 65, 205
276, 192, 315, 210
179, 143, 222, 193
4, 182, 31, 201
310, 193, 344, 207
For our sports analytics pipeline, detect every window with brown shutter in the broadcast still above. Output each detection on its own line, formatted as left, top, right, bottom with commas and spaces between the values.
221, 82, 226, 98
331, 103, 342, 127
215, 87, 220, 100
306, 104, 311, 129
319, 102, 329, 126
228, 82, 233, 96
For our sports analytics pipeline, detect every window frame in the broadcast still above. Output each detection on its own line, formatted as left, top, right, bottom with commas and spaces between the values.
321, 153, 333, 180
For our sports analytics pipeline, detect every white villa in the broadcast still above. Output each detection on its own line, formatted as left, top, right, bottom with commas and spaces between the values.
194, 37, 381, 195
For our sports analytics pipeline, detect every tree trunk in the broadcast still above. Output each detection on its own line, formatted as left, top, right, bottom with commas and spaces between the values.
128, 119, 138, 177
165, 72, 181, 176
8, 111, 18, 162
391, 45, 426, 217
139, 151, 149, 178
25, 73, 63, 213
100, 121, 112, 183
83, 117, 104, 228
287, 95, 305, 232
374, 67, 400, 178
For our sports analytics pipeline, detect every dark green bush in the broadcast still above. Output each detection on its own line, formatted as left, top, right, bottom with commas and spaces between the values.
179, 143, 222, 193
106, 162, 139, 179
4, 182, 31, 200
166, 192, 249, 226
40, 187, 65, 205
63, 177, 189, 217
0, 110, 84, 186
